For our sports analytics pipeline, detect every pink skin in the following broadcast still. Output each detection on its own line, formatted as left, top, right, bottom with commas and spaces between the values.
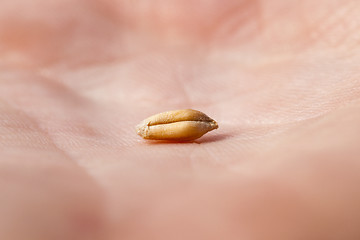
1, 0, 360, 239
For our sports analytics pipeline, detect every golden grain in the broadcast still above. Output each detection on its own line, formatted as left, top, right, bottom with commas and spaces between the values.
136, 109, 218, 141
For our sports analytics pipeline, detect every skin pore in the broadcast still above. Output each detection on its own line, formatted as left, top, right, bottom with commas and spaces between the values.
1, 0, 360, 239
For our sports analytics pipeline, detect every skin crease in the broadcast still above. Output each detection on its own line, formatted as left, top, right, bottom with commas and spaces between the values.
1, 0, 360, 239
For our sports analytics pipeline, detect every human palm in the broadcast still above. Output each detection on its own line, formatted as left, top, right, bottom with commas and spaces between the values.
1, 0, 360, 239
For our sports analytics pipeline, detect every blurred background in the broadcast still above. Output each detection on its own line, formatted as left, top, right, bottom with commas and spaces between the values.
1, 0, 360, 240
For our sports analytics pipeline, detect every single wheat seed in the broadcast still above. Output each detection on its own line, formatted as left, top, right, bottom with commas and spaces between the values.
136, 109, 218, 141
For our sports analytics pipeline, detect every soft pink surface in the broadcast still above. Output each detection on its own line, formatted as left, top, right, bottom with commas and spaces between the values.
1, 0, 360, 239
